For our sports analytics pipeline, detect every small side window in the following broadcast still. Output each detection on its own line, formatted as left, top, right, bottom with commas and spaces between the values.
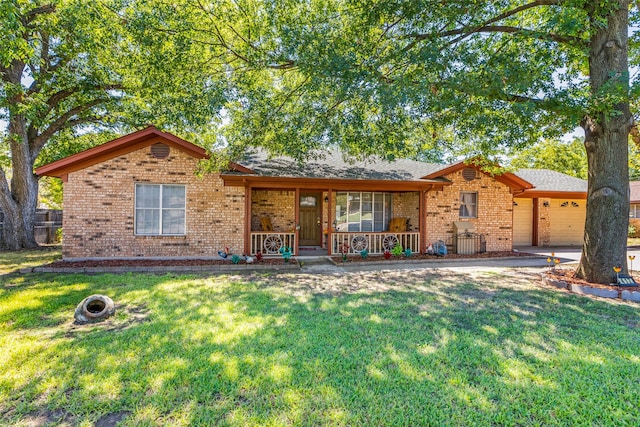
459, 192, 477, 218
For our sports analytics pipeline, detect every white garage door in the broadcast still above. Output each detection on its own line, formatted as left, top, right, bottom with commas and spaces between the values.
550, 199, 586, 246
513, 198, 533, 246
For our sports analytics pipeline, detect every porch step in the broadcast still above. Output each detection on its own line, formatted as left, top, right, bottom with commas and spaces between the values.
297, 256, 345, 273
296, 256, 333, 264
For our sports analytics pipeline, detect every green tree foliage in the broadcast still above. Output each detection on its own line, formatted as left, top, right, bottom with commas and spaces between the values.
0, 0, 222, 249
509, 138, 589, 179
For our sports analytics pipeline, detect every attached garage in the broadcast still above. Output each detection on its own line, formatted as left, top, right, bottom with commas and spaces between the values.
549, 199, 586, 246
513, 197, 533, 246
513, 169, 587, 247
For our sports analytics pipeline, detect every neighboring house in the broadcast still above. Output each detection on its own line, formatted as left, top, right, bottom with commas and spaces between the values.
35, 126, 587, 260
630, 181, 640, 218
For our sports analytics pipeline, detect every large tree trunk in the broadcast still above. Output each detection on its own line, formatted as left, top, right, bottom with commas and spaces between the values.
0, 118, 39, 251
576, 0, 632, 284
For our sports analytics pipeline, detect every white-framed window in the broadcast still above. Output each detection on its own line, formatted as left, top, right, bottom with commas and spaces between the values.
135, 184, 186, 235
459, 192, 478, 218
335, 192, 391, 232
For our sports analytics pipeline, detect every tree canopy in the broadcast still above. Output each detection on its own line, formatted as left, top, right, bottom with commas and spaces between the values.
136, 0, 635, 164
0, 0, 224, 249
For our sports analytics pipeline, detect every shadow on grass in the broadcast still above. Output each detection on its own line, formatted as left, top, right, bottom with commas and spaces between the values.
1, 269, 639, 426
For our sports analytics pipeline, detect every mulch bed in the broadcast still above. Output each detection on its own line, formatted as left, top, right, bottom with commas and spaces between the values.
46, 257, 296, 268
331, 250, 535, 263
544, 268, 640, 290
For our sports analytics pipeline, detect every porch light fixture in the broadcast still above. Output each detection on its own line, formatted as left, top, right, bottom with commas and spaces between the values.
324, 196, 329, 203
543, 201, 550, 207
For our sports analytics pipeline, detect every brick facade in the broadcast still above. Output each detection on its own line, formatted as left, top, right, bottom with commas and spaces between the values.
425, 169, 513, 251
61, 148, 516, 258
62, 145, 244, 259
392, 192, 420, 231
536, 198, 552, 246
251, 190, 296, 232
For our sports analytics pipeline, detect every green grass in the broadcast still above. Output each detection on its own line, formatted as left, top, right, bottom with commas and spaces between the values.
0, 258, 639, 426
0, 246, 61, 275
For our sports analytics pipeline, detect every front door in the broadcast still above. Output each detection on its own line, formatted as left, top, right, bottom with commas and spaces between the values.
299, 192, 321, 246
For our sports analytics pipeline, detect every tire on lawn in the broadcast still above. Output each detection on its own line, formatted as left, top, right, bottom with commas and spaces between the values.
74, 295, 115, 324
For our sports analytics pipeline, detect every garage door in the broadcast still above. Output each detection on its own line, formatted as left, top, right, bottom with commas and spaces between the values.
549, 199, 586, 246
513, 198, 533, 246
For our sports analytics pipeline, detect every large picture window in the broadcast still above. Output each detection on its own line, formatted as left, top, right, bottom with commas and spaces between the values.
459, 192, 478, 218
335, 192, 391, 232
135, 184, 186, 235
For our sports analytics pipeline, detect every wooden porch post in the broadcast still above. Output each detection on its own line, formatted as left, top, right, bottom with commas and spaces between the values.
420, 189, 427, 254
294, 187, 300, 256
327, 189, 332, 254
244, 182, 251, 254
532, 198, 539, 246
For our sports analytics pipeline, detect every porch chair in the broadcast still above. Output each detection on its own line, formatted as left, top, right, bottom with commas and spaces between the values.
260, 217, 274, 232
389, 217, 408, 233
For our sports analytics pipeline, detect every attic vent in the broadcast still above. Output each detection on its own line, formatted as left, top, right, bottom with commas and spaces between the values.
150, 143, 170, 159
462, 168, 477, 181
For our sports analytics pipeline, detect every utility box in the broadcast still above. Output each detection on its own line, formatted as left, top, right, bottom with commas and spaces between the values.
453, 221, 476, 254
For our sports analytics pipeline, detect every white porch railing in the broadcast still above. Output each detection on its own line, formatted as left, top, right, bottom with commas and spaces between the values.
251, 232, 296, 255
330, 232, 420, 255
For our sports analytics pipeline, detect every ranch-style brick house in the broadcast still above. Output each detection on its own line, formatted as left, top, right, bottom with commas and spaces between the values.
35, 126, 587, 260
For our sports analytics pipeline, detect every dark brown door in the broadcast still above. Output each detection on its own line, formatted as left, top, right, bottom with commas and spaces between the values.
299, 192, 321, 246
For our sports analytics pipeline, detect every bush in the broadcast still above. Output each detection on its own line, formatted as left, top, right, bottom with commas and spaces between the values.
629, 219, 640, 237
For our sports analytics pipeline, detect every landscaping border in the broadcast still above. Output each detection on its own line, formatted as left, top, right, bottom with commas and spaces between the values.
542, 273, 640, 302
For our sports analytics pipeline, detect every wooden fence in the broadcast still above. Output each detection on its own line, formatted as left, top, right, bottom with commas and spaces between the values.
0, 209, 62, 245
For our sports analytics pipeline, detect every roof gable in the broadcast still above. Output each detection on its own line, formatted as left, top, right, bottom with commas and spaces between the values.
36, 126, 209, 179
421, 161, 534, 192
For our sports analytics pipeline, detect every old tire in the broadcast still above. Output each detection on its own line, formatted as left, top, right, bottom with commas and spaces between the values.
74, 295, 115, 324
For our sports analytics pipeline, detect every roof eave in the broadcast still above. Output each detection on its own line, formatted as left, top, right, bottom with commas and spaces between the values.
35, 126, 209, 178
220, 174, 450, 191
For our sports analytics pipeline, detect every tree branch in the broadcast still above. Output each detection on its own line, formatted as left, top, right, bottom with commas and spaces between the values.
403, 0, 576, 51
21, 4, 56, 25
442, 25, 586, 46
30, 99, 109, 156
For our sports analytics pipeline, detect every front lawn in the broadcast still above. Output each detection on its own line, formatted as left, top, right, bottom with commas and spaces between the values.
1, 266, 639, 426
0, 246, 61, 275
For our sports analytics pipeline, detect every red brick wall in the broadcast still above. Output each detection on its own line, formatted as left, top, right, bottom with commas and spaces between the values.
251, 190, 296, 231
392, 192, 420, 231
425, 169, 513, 251
62, 145, 244, 259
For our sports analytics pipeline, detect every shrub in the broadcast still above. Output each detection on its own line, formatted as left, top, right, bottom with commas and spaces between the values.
629, 219, 640, 237
391, 244, 403, 257
383, 250, 392, 259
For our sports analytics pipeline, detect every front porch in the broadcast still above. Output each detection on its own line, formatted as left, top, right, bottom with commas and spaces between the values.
246, 188, 426, 256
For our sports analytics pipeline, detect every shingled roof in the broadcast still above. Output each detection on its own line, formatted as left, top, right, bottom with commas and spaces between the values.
514, 169, 587, 196
233, 150, 446, 181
